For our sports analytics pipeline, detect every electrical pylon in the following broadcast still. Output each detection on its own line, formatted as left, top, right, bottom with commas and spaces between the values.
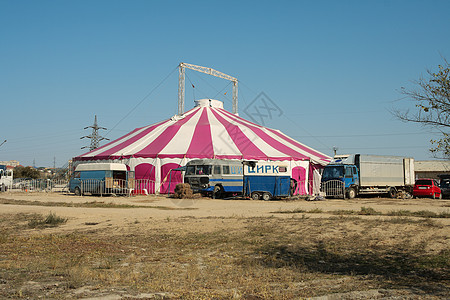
81, 115, 109, 151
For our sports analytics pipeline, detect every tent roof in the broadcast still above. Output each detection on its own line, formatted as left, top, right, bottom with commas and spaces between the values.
75, 99, 331, 165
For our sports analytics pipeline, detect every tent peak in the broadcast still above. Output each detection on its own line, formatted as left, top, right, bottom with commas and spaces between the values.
195, 99, 223, 109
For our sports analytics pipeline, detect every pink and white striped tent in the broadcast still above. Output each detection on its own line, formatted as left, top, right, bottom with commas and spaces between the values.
74, 99, 331, 194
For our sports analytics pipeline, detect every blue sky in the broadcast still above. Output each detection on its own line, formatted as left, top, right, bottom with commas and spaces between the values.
1, 0, 449, 167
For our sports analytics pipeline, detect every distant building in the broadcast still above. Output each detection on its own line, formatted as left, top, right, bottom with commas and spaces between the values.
0, 160, 20, 167
415, 160, 450, 180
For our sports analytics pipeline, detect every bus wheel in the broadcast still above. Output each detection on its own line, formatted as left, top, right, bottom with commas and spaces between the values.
212, 186, 223, 199
251, 192, 261, 200
74, 187, 82, 196
262, 192, 272, 201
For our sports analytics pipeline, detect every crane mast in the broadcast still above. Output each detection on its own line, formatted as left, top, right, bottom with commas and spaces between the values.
178, 62, 238, 115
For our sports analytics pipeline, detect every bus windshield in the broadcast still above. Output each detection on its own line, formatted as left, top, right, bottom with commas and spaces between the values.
186, 165, 212, 175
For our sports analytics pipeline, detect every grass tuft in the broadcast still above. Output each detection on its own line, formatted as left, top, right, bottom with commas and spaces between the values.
28, 212, 68, 228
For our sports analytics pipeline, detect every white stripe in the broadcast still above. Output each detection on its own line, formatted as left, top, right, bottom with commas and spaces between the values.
158, 108, 203, 155
215, 109, 288, 158
208, 109, 242, 156
222, 110, 330, 163
80, 124, 155, 157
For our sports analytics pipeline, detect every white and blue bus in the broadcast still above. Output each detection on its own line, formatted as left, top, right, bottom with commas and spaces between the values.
184, 159, 243, 198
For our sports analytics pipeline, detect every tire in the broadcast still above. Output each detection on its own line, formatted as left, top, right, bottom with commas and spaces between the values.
347, 188, 356, 199
74, 186, 81, 196
251, 192, 260, 200
212, 185, 223, 199
262, 192, 272, 201
290, 179, 297, 196
388, 187, 397, 199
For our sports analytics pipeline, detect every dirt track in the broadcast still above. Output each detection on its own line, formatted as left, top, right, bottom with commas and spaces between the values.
1, 192, 449, 232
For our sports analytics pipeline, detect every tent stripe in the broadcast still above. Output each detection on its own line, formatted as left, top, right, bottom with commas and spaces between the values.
186, 108, 214, 158
210, 109, 267, 159
216, 109, 310, 160
219, 108, 330, 163
135, 108, 198, 157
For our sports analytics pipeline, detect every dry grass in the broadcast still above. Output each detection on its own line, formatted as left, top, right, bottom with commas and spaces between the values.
275, 206, 450, 218
0, 213, 448, 299
173, 183, 194, 199
0, 198, 196, 210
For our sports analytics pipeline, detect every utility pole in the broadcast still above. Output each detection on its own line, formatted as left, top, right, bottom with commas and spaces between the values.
81, 115, 109, 151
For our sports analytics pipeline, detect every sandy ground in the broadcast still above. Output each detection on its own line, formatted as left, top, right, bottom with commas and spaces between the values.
1, 192, 449, 299
1, 192, 449, 233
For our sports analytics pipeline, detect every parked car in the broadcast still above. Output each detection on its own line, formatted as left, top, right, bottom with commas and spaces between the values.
439, 178, 450, 199
413, 178, 442, 199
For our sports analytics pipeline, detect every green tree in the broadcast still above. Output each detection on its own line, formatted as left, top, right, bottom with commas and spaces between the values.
394, 59, 450, 158
13, 166, 41, 179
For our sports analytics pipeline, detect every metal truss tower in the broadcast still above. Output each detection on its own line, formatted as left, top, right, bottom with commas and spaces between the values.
81, 115, 109, 151
178, 63, 238, 115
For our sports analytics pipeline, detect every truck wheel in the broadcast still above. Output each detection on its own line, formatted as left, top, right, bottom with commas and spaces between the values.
347, 188, 356, 199
74, 187, 82, 196
262, 192, 272, 201
388, 187, 397, 198
251, 192, 260, 200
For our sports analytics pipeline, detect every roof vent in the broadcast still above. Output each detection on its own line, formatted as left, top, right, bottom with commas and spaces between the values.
195, 99, 223, 109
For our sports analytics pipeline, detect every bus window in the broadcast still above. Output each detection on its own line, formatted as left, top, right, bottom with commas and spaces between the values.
223, 166, 230, 174
186, 166, 195, 175
213, 165, 221, 174
196, 165, 211, 175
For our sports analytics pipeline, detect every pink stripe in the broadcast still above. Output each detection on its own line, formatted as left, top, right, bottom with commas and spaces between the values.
186, 108, 214, 157
219, 109, 330, 162
216, 109, 310, 160
85, 119, 172, 159
77, 127, 141, 158
135, 108, 199, 156
211, 109, 267, 159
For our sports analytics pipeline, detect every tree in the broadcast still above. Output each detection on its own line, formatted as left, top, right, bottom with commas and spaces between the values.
394, 59, 450, 158
13, 166, 41, 179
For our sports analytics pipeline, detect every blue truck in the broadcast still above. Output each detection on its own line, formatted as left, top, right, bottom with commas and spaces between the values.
321, 154, 415, 199
69, 163, 134, 196
242, 161, 292, 200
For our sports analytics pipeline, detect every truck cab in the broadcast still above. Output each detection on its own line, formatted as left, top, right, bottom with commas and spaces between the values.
321, 163, 359, 198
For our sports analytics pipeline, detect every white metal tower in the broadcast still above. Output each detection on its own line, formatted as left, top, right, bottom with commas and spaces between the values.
178, 63, 238, 115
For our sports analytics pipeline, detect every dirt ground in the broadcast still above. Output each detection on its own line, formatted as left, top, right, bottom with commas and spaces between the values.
0, 192, 449, 299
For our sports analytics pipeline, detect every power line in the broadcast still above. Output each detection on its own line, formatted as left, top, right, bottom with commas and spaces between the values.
105, 65, 178, 137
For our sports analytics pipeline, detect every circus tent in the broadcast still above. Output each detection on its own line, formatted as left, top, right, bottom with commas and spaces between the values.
74, 99, 331, 194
